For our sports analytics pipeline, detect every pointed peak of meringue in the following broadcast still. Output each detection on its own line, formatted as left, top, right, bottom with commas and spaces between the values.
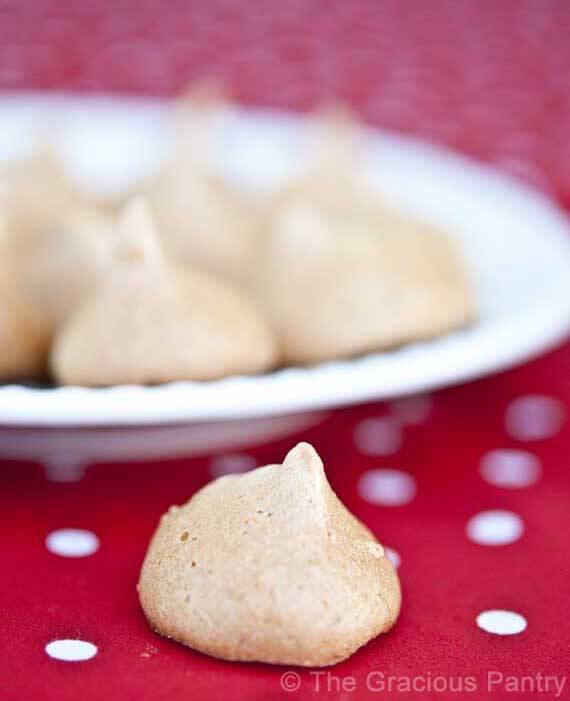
177, 77, 228, 114
173, 78, 228, 164
282, 442, 325, 475
314, 101, 359, 131
1, 137, 69, 194
280, 443, 327, 512
116, 197, 162, 263
309, 102, 362, 169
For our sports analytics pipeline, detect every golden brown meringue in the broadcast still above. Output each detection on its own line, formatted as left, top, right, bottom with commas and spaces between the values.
51, 198, 278, 386
1, 204, 114, 341
254, 204, 475, 364
138, 442, 401, 666
145, 84, 258, 283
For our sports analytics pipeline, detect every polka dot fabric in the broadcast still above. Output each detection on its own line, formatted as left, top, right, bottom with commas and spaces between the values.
3, 352, 570, 699
1, 2, 570, 699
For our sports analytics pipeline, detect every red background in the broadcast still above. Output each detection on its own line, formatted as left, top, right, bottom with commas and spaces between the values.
1, 1, 569, 699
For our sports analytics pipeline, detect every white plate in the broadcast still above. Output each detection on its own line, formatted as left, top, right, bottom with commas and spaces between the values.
1, 92, 570, 428
0, 413, 328, 479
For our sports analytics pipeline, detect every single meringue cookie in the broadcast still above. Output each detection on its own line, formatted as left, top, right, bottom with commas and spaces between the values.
138, 442, 401, 666
144, 85, 259, 283
254, 204, 475, 364
1, 204, 115, 341
50, 198, 278, 386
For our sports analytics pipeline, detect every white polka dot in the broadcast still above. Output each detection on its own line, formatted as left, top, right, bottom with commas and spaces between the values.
358, 469, 416, 506
45, 639, 98, 661
45, 529, 99, 558
210, 453, 257, 478
466, 510, 524, 546
354, 417, 402, 456
390, 394, 432, 424
480, 449, 541, 488
505, 395, 565, 441
385, 547, 401, 569
476, 610, 527, 636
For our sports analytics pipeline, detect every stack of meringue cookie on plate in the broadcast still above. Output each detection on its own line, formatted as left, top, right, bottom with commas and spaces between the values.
0, 84, 476, 387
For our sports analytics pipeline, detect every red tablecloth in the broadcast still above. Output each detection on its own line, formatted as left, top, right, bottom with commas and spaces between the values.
1, 2, 570, 699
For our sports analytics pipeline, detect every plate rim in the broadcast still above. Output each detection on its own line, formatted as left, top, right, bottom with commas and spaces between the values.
1, 92, 569, 427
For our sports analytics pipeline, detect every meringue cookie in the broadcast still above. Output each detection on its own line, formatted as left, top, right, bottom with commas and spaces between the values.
138, 442, 401, 666
254, 204, 475, 364
1, 204, 114, 340
145, 85, 258, 283
51, 198, 277, 386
